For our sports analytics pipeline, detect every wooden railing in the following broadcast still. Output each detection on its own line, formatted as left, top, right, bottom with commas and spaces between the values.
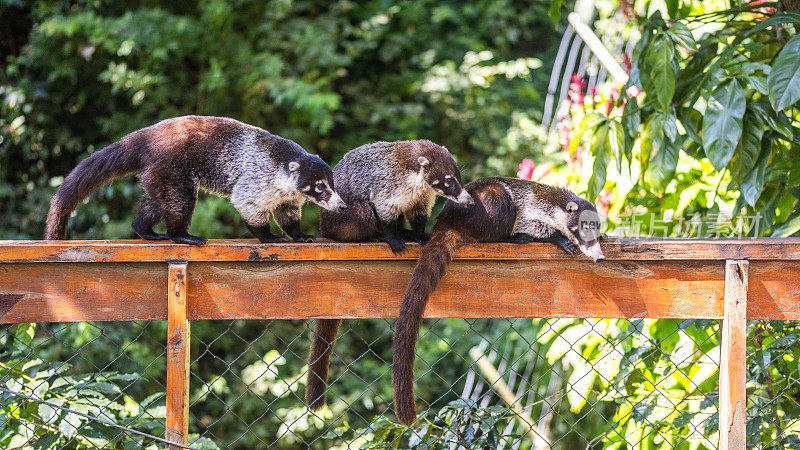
1, 237, 799, 449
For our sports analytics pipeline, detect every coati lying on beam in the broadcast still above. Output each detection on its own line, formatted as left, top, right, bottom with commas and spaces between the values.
45, 115, 344, 245
392, 177, 605, 424
306, 139, 473, 411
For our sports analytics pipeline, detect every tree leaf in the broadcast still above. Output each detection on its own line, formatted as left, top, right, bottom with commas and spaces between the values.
667, 22, 696, 50
13, 323, 35, 351
570, 112, 605, 154
702, 80, 746, 170
772, 215, 800, 237
548, 0, 564, 24
588, 122, 611, 199
741, 135, 772, 207
768, 34, 800, 111
736, 108, 764, 190
749, 102, 794, 140
645, 32, 676, 110
646, 142, 678, 191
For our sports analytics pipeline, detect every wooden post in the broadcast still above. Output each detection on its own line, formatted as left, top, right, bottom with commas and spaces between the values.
720, 260, 747, 450
166, 262, 190, 449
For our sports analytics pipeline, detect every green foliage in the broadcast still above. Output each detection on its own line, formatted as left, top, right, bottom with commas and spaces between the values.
569, 6, 800, 236
331, 399, 519, 449
0, 323, 184, 449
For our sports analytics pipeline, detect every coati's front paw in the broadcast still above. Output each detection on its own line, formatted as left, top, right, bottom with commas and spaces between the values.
170, 234, 208, 246
292, 234, 317, 243
385, 236, 407, 255
557, 239, 580, 255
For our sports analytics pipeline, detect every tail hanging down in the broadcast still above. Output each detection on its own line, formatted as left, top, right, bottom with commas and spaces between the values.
392, 229, 461, 425
305, 318, 342, 410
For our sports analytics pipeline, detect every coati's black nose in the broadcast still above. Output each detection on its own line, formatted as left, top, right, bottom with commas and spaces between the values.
339, 204, 348, 210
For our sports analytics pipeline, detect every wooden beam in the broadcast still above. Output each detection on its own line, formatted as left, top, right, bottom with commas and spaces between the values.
2, 238, 800, 263
165, 262, 190, 450
0, 258, 798, 323
720, 260, 747, 450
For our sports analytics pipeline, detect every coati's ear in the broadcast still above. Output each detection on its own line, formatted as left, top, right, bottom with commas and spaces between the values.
566, 201, 578, 212
288, 161, 300, 172
418, 156, 429, 167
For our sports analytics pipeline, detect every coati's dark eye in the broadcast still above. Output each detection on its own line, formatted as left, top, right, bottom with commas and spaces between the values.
315, 181, 325, 193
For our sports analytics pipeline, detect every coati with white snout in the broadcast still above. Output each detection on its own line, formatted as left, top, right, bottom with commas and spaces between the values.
45, 115, 345, 245
305, 139, 473, 411
391, 177, 606, 425
319, 139, 474, 253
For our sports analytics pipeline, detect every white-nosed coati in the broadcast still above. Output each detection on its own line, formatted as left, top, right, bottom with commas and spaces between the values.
305, 139, 473, 411
320, 140, 474, 254
392, 177, 605, 425
44, 115, 345, 245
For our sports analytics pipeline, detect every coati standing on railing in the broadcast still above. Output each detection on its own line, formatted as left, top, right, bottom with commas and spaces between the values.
45, 115, 345, 245
392, 177, 606, 425
305, 139, 474, 411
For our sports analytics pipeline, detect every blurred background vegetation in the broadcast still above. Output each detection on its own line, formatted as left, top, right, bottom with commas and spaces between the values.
2, 0, 800, 448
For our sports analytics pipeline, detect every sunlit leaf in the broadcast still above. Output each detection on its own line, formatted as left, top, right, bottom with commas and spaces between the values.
645, 32, 676, 110
768, 34, 800, 111
702, 80, 746, 170
741, 135, 772, 207
736, 108, 764, 191
667, 22, 696, 50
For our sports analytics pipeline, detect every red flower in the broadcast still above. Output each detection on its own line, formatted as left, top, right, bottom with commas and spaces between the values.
517, 158, 536, 180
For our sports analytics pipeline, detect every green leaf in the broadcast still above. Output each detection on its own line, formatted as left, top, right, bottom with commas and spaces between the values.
548, 0, 564, 24
749, 102, 794, 140
13, 323, 35, 351
736, 108, 764, 192
645, 32, 676, 110
772, 215, 800, 237
646, 141, 679, 191
33, 434, 59, 450
768, 34, 800, 111
741, 135, 772, 207
621, 95, 640, 163
667, 22, 696, 50
588, 122, 611, 199
748, 75, 769, 95
58, 412, 81, 438
570, 112, 605, 154
702, 80, 746, 170
748, 11, 800, 36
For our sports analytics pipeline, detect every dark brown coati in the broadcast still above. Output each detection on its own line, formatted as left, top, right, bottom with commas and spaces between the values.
305, 139, 473, 411
392, 177, 605, 425
44, 115, 345, 245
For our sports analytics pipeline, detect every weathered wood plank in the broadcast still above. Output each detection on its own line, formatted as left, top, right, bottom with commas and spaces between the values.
1, 259, 797, 323
720, 260, 747, 450
0, 263, 167, 322
2, 238, 800, 263
166, 263, 190, 450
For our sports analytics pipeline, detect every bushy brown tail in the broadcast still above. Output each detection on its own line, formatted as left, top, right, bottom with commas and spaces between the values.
392, 229, 461, 425
305, 319, 342, 410
45, 142, 140, 239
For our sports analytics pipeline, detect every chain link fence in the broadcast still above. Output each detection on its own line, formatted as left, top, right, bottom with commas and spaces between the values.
0, 317, 797, 449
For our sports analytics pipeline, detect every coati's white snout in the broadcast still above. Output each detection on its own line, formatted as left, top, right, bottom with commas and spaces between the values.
455, 189, 475, 207
318, 192, 347, 211
579, 241, 605, 262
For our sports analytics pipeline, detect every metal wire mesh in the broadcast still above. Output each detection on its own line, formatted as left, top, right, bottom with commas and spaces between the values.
2, 318, 798, 449
0, 321, 169, 448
